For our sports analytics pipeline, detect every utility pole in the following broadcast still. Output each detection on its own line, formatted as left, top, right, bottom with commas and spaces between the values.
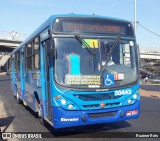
134, 0, 137, 34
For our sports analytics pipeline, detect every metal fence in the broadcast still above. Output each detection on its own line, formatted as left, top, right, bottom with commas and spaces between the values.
0, 31, 28, 41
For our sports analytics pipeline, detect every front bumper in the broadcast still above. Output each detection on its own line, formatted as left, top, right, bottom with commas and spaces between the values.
53, 100, 140, 129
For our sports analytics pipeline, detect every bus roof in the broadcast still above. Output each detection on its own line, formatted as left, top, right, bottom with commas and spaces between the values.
11, 14, 132, 55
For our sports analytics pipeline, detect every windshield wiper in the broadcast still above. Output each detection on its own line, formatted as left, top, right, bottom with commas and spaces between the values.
106, 36, 121, 56
75, 35, 96, 55
101, 36, 121, 71
75, 35, 97, 74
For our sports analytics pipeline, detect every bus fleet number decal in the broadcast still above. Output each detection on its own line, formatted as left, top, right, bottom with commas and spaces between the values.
115, 89, 132, 96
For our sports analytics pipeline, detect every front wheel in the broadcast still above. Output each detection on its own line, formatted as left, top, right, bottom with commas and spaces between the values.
37, 102, 45, 126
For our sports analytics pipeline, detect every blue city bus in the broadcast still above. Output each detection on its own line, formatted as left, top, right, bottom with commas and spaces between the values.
10, 14, 140, 129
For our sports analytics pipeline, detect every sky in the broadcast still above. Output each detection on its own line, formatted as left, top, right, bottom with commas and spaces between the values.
0, 0, 160, 52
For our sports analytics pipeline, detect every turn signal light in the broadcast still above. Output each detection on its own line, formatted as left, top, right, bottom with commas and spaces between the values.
55, 95, 61, 99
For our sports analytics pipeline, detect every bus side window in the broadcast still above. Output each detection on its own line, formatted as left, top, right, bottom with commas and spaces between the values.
14, 53, 17, 71
17, 51, 20, 71
14, 51, 20, 72
33, 37, 40, 70
26, 43, 32, 71
15, 52, 17, 71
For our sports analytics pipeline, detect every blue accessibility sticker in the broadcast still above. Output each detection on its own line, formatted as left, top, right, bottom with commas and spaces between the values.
104, 74, 115, 87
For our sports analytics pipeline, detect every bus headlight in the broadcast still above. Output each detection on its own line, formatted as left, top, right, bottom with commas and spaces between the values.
124, 92, 140, 106
133, 94, 137, 99
128, 99, 132, 104
61, 99, 66, 105
54, 96, 80, 110
68, 104, 74, 109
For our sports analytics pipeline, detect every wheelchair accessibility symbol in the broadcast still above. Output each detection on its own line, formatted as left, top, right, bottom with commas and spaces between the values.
104, 74, 114, 87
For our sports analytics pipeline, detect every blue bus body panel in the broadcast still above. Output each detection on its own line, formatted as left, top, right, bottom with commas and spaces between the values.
20, 49, 25, 100
51, 83, 140, 109
11, 59, 15, 93
51, 82, 140, 128
53, 100, 140, 129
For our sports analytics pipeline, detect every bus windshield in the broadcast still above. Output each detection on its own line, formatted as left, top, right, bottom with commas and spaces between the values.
54, 37, 137, 89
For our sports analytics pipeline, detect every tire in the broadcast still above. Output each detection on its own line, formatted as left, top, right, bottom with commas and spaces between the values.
37, 101, 45, 126
14, 89, 17, 98
16, 91, 21, 104
39, 117, 45, 126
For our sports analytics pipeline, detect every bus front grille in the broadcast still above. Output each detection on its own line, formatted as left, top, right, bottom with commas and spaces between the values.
88, 111, 117, 118
83, 102, 120, 109
73, 93, 121, 101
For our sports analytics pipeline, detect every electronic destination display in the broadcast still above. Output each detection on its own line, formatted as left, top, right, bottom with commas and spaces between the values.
53, 17, 134, 36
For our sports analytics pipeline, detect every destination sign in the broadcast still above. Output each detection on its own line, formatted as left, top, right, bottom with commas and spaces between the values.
65, 75, 101, 85
53, 17, 134, 36
63, 22, 122, 33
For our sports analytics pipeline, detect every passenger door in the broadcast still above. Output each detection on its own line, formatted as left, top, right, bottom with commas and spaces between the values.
43, 39, 52, 121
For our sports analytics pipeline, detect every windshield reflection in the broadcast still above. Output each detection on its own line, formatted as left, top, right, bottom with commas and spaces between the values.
54, 37, 137, 89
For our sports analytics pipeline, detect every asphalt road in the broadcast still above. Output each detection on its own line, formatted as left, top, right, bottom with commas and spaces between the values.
0, 75, 160, 141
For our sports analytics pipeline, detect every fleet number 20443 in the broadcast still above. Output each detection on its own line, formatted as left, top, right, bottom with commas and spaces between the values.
115, 89, 132, 96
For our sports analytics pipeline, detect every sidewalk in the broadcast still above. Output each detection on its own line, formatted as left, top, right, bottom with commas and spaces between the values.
140, 82, 160, 98
140, 89, 160, 98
